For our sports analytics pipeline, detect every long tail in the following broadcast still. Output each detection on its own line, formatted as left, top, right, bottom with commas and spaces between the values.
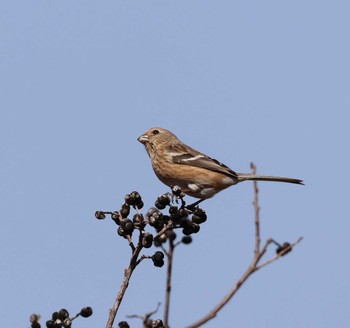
237, 173, 304, 185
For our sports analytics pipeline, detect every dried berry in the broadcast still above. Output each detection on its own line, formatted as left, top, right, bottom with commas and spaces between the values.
95, 211, 106, 220
152, 319, 165, 328
182, 235, 192, 244
171, 185, 182, 196
192, 208, 207, 224
120, 203, 130, 218
111, 211, 121, 225
79, 307, 93, 318
120, 219, 134, 235
142, 232, 153, 248
276, 242, 292, 256
152, 251, 165, 267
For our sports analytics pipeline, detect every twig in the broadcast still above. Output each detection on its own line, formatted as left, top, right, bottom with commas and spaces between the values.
126, 235, 136, 253
251, 162, 261, 258
106, 232, 144, 328
164, 239, 175, 327
127, 302, 161, 328
256, 237, 303, 270
186, 163, 303, 328
156, 221, 174, 238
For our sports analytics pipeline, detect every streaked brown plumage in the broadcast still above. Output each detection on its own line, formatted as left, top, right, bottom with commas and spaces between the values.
138, 127, 303, 200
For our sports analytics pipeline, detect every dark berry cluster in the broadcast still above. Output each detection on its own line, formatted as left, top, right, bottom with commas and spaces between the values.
30, 307, 92, 328
154, 194, 171, 209
95, 188, 208, 267
152, 251, 165, 267
124, 191, 144, 209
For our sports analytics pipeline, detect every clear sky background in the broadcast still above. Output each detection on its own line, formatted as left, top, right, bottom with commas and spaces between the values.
1, 1, 349, 327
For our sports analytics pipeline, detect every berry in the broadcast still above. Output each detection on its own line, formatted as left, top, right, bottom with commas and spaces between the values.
118, 321, 130, 328
30, 314, 40, 324
180, 218, 192, 229
169, 205, 179, 215
51, 312, 60, 321
162, 215, 170, 223
153, 259, 164, 267
58, 309, 69, 320
147, 208, 164, 229
153, 236, 162, 247
79, 307, 93, 318
142, 232, 153, 248
152, 251, 165, 267
182, 222, 200, 235
53, 319, 62, 328
133, 213, 144, 228
120, 203, 130, 218
152, 319, 165, 328
171, 185, 182, 196
182, 236, 192, 244
120, 219, 134, 235
192, 208, 207, 224
191, 223, 200, 233
117, 226, 126, 238
147, 207, 163, 219
124, 193, 135, 206
155, 194, 171, 209
276, 242, 292, 256
124, 191, 143, 208
136, 200, 144, 209
158, 233, 168, 243
63, 318, 71, 327
155, 200, 166, 210
166, 230, 177, 242
169, 207, 187, 224
46, 320, 55, 328
111, 211, 121, 225
95, 211, 106, 220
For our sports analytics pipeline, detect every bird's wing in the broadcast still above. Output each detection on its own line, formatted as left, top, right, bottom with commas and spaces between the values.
169, 144, 238, 179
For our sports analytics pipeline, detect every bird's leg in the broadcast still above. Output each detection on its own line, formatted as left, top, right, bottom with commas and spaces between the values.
185, 199, 205, 211
170, 185, 188, 208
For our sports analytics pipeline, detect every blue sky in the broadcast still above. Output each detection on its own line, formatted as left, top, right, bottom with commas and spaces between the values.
1, 1, 349, 327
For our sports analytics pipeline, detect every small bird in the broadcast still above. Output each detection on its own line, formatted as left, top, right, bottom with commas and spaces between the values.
138, 127, 303, 202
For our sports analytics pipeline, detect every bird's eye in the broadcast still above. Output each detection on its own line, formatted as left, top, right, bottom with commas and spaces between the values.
152, 129, 160, 135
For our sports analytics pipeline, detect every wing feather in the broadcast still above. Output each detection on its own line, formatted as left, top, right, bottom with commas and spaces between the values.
169, 144, 238, 179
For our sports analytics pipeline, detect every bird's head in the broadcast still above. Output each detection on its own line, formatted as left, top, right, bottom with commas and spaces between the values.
138, 128, 178, 156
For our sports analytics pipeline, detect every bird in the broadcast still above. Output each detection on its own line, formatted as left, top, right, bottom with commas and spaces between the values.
138, 127, 303, 203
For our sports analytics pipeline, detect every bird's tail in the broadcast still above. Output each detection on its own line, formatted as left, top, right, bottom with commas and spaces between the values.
237, 174, 304, 185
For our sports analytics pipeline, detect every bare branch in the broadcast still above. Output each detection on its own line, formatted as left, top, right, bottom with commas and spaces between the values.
251, 162, 261, 258
106, 232, 144, 328
127, 302, 161, 328
186, 163, 303, 328
164, 239, 175, 327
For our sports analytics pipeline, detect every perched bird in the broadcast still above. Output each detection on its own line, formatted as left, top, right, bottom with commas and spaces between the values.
138, 127, 303, 201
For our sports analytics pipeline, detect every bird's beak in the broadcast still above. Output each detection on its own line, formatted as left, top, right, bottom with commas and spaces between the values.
137, 134, 148, 144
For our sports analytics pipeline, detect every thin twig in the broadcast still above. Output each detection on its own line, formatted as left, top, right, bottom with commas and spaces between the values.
106, 232, 144, 328
251, 162, 261, 258
256, 237, 303, 270
127, 235, 136, 253
186, 163, 303, 328
164, 239, 175, 328
127, 302, 161, 328
156, 221, 174, 238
